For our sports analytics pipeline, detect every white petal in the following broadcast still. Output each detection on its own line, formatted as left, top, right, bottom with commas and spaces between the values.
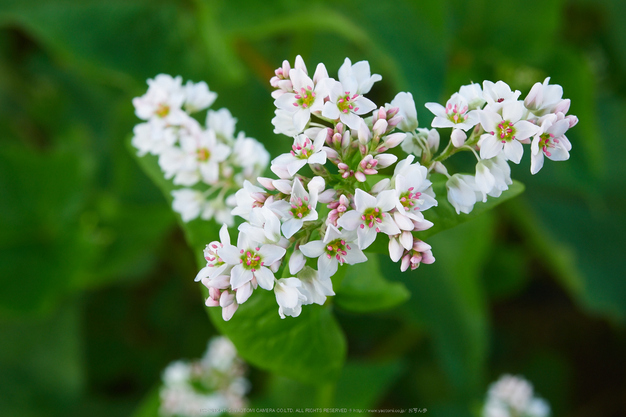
281, 218, 303, 239
236, 282, 253, 304
258, 244, 286, 265
218, 245, 242, 265
337, 210, 362, 231
300, 240, 325, 258
230, 265, 252, 290
479, 134, 503, 160
357, 226, 378, 250
254, 266, 275, 290
503, 140, 524, 164
354, 188, 377, 211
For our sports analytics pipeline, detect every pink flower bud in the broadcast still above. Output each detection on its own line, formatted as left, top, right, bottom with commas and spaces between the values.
383, 132, 407, 149
373, 118, 388, 137
257, 177, 275, 190
554, 98, 570, 114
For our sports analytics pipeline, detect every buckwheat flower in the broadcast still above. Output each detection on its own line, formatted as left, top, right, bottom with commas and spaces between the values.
218, 232, 286, 291
175, 128, 231, 186
459, 82, 486, 110
425, 93, 479, 131
482, 80, 522, 110
475, 155, 512, 199
274, 278, 307, 319
389, 231, 414, 262
322, 78, 377, 130
289, 248, 306, 275
392, 157, 437, 222
478, 101, 540, 163
337, 189, 401, 250
271, 177, 323, 238
299, 224, 367, 279
389, 91, 418, 132
270, 130, 328, 177
482, 374, 550, 417
238, 206, 282, 244
337, 57, 382, 95
206, 108, 237, 143
272, 109, 302, 136
232, 132, 270, 180
446, 174, 482, 215
297, 266, 335, 305
401, 128, 440, 157
231, 180, 268, 221
183, 80, 217, 113
524, 77, 565, 116
530, 114, 572, 174
133, 74, 187, 124
274, 66, 328, 133
131, 119, 178, 156
400, 240, 435, 271
195, 224, 232, 283
171, 188, 205, 222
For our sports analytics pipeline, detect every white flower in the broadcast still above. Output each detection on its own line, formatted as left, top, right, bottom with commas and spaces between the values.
483, 374, 550, 417
392, 156, 438, 223
425, 92, 479, 131
133, 74, 187, 124
446, 174, 482, 215
459, 82, 486, 110
272, 109, 302, 136
530, 114, 571, 174
482, 80, 521, 110
337, 57, 382, 95
183, 80, 217, 113
232, 133, 270, 180
207, 108, 237, 143
299, 224, 367, 280
478, 101, 540, 163
218, 232, 286, 291
401, 128, 440, 157
297, 266, 335, 305
524, 77, 565, 116
270, 130, 327, 177
171, 188, 205, 222
195, 224, 232, 283
475, 155, 512, 200
274, 278, 307, 319
238, 206, 282, 244
337, 189, 401, 250
389, 91, 418, 132
170, 128, 231, 186
231, 180, 267, 221
271, 177, 322, 238
321, 78, 377, 130
273, 66, 328, 133
131, 119, 177, 156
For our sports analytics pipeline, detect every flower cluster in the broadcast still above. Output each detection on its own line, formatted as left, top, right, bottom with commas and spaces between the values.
159, 336, 249, 417
153, 56, 576, 322
424, 78, 577, 214
132, 74, 269, 225
124, 56, 578, 320
482, 374, 550, 417
197, 57, 440, 321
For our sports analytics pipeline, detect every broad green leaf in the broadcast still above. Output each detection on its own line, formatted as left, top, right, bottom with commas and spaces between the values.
334, 254, 410, 313
129, 137, 347, 384
210, 290, 346, 385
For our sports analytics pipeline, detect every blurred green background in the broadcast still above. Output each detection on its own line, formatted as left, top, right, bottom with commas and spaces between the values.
0, 0, 625, 416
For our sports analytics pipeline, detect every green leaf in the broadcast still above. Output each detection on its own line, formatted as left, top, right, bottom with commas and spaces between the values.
210, 290, 346, 385
335, 254, 410, 313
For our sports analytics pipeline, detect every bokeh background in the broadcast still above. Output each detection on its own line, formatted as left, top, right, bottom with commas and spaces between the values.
1, 0, 625, 416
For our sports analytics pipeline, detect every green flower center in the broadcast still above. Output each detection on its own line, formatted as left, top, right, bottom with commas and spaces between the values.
156, 103, 170, 118
197, 148, 211, 162
290, 196, 312, 219
399, 187, 422, 212
240, 248, 263, 271
295, 87, 316, 109
337, 93, 359, 114
361, 207, 384, 230
495, 120, 516, 143
445, 103, 468, 124
325, 238, 350, 263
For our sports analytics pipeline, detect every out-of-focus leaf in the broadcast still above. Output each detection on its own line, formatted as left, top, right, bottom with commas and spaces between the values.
131, 386, 160, 417
0, 301, 83, 416
0, 144, 95, 317
335, 254, 410, 313
399, 213, 494, 400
